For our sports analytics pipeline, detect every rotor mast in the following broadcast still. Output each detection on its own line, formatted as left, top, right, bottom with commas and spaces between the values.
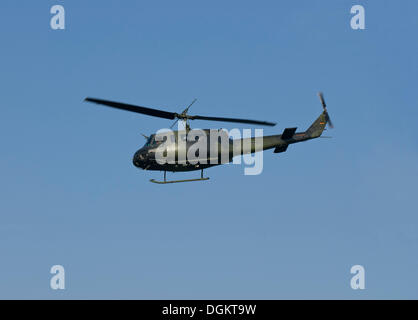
172, 98, 197, 132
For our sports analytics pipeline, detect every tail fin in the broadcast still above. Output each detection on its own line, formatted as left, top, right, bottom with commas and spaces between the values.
305, 111, 327, 138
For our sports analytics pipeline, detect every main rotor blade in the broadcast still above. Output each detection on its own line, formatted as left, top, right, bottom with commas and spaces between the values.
84, 97, 176, 120
190, 115, 276, 126
182, 98, 197, 115
170, 118, 179, 129
85, 97, 276, 126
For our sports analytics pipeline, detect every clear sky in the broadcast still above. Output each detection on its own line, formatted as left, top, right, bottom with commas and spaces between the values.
0, 0, 417, 299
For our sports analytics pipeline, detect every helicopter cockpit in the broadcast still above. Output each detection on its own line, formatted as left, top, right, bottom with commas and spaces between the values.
144, 134, 156, 147
143, 132, 177, 148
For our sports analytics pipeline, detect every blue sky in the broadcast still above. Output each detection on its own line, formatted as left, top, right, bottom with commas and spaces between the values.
0, 0, 417, 299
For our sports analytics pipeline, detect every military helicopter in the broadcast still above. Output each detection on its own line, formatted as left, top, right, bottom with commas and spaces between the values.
84, 92, 333, 184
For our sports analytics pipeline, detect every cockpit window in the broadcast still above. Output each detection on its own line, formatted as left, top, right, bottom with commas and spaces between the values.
144, 134, 166, 147
144, 135, 153, 147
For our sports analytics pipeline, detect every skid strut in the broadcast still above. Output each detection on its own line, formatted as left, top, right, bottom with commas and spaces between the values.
150, 169, 209, 184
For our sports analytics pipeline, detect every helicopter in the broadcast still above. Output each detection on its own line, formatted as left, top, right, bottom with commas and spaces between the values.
84, 92, 333, 184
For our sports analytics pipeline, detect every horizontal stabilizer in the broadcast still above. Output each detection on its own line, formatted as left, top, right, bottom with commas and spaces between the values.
274, 144, 289, 153
281, 127, 297, 140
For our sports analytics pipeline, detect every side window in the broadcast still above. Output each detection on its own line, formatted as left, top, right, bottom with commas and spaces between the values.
156, 136, 166, 144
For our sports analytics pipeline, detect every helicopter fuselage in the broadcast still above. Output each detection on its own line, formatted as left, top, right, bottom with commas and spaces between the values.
132, 128, 314, 172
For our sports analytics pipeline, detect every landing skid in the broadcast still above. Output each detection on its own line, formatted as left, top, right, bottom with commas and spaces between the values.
149, 169, 209, 184
150, 177, 209, 184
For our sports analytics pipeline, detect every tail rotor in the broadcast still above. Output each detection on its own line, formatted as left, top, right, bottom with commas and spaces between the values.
318, 92, 334, 129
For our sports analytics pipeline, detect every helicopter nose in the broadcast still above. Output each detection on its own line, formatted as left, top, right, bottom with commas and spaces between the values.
133, 150, 148, 168
133, 151, 143, 167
